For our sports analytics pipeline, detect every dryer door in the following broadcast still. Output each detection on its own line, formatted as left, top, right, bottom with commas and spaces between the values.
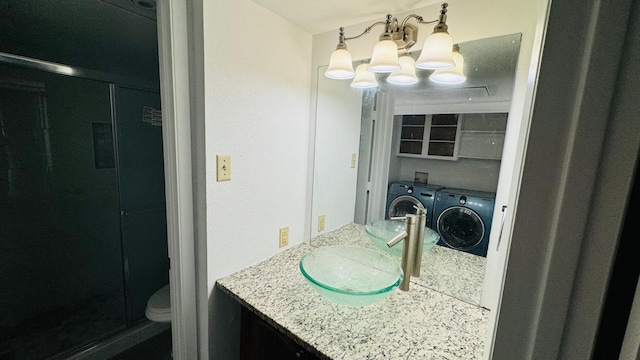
388, 195, 424, 218
437, 206, 485, 250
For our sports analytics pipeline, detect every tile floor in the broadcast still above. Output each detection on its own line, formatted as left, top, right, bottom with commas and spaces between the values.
0, 296, 124, 360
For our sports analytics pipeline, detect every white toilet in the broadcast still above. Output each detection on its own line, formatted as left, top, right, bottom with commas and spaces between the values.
145, 284, 171, 323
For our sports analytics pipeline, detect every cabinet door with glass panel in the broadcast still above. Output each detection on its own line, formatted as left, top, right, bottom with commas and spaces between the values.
397, 114, 460, 160
458, 113, 508, 160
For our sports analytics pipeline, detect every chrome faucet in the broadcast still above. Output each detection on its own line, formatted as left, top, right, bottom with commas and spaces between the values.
386, 208, 427, 291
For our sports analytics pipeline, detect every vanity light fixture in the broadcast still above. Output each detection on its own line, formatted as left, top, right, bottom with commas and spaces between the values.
351, 62, 379, 88
387, 55, 419, 85
325, 28, 356, 79
429, 44, 467, 84
325, 3, 458, 84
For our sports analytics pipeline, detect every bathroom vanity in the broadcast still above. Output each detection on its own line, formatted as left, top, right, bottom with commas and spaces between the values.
216, 225, 489, 359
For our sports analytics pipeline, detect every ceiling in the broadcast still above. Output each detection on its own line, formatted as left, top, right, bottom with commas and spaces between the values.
251, 0, 443, 34
0, 0, 443, 81
0, 0, 159, 81
0, 0, 515, 92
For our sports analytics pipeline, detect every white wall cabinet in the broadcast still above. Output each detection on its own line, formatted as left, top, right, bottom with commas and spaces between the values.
397, 114, 461, 160
397, 112, 507, 161
458, 113, 508, 160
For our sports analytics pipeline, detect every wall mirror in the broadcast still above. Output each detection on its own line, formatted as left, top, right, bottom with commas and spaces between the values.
310, 33, 522, 307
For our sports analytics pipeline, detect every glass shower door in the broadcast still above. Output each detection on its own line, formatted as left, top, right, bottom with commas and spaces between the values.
114, 86, 168, 323
0, 65, 126, 359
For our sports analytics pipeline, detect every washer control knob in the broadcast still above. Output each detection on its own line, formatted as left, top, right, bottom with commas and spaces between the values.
407, 187, 413, 194
459, 196, 467, 205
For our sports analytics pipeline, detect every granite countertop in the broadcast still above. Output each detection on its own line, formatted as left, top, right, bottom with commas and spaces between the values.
311, 223, 486, 306
216, 225, 490, 360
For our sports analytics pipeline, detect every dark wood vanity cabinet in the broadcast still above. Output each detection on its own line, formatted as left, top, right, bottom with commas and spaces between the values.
240, 307, 321, 360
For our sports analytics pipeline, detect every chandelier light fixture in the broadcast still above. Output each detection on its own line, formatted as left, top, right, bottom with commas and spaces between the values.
324, 3, 465, 88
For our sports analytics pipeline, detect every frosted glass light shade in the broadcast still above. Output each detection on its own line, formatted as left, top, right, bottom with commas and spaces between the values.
351, 63, 378, 88
387, 56, 419, 85
367, 40, 401, 73
415, 31, 455, 70
325, 49, 355, 79
429, 50, 466, 84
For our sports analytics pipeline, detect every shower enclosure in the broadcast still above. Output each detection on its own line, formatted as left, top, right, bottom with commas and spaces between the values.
0, 55, 169, 359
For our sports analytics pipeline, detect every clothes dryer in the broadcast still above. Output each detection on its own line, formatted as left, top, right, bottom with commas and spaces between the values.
433, 188, 496, 257
386, 181, 444, 229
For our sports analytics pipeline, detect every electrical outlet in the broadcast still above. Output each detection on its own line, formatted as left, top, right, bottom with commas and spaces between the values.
351, 153, 357, 168
216, 155, 231, 181
318, 214, 326, 232
279, 226, 289, 248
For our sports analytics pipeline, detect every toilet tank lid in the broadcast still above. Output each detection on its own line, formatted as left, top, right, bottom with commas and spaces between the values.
148, 284, 171, 310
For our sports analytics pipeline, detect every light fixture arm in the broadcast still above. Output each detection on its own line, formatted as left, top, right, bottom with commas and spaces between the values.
401, 3, 448, 30
341, 20, 388, 43
334, 3, 449, 52
400, 14, 435, 29
380, 14, 399, 40
432, 3, 449, 33
335, 27, 347, 49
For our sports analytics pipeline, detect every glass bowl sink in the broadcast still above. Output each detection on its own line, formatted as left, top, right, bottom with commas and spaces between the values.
299, 245, 403, 307
364, 219, 440, 257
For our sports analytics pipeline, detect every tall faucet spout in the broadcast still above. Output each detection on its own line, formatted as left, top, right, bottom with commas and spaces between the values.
387, 215, 417, 291
413, 208, 427, 277
386, 208, 427, 291
387, 230, 408, 247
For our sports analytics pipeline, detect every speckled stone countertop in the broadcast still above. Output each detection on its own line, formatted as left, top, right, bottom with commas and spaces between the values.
216, 224, 490, 360
312, 223, 486, 306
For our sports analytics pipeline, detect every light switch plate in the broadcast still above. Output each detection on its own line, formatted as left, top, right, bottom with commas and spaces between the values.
351, 153, 357, 168
216, 155, 231, 181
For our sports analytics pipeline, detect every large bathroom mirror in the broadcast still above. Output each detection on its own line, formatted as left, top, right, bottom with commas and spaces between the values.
310, 33, 522, 307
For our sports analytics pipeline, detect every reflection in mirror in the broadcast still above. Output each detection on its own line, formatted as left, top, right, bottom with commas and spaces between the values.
311, 33, 521, 306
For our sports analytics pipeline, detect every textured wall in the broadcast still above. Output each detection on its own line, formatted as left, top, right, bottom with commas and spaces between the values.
203, 0, 311, 286
202, 1, 312, 358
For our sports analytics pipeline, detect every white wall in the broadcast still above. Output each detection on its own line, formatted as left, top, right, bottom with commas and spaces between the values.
204, 0, 311, 283
201, 0, 312, 357
393, 157, 501, 192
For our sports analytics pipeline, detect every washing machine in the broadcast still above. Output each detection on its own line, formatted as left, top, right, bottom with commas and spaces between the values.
433, 188, 496, 257
386, 181, 444, 229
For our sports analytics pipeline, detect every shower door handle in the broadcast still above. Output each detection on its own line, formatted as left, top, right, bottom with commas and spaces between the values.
496, 205, 508, 251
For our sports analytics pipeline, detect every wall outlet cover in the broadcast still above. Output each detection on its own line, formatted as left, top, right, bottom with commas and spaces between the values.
279, 226, 289, 248
318, 214, 326, 232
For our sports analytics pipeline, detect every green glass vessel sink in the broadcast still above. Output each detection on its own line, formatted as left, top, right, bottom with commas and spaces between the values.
299, 245, 403, 307
364, 219, 440, 257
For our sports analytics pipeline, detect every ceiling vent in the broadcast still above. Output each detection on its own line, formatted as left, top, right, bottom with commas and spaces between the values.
396, 85, 494, 105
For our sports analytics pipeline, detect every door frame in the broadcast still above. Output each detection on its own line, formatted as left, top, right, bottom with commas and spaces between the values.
489, 0, 639, 358
156, 1, 201, 359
